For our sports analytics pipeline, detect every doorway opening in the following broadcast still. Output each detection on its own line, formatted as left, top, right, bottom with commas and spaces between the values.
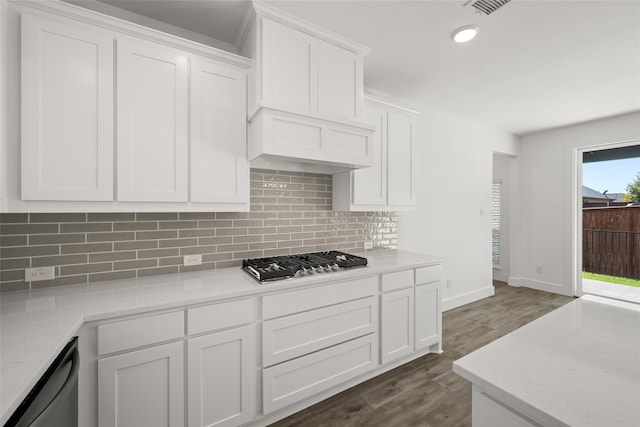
579, 144, 640, 302
492, 153, 515, 284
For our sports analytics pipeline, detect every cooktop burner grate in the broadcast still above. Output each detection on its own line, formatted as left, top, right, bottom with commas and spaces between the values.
242, 250, 368, 282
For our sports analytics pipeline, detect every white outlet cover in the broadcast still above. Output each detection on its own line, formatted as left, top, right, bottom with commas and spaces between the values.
24, 266, 55, 282
184, 254, 202, 266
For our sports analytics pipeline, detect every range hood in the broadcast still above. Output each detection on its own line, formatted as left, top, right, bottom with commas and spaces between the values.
238, 1, 375, 174
247, 107, 375, 174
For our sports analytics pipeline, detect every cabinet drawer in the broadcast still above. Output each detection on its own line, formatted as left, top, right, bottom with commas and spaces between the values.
98, 311, 184, 355
381, 269, 414, 292
262, 276, 377, 319
188, 299, 253, 336
415, 264, 443, 285
263, 296, 377, 367
262, 334, 377, 414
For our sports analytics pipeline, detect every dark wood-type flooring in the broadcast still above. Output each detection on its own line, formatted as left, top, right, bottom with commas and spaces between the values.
270, 281, 575, 427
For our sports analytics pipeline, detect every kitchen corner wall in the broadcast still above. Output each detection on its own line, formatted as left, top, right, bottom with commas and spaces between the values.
0, 169, 397, 292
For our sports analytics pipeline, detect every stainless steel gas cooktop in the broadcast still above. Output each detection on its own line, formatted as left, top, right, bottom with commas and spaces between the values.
242, 251, 368, 282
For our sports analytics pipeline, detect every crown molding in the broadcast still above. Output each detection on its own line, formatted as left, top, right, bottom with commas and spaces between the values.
251, 0, 371, 55
10, 0, 251, 68
364, 89, 422, 115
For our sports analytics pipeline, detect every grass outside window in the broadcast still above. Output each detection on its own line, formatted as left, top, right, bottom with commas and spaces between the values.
582, 272, 640, 288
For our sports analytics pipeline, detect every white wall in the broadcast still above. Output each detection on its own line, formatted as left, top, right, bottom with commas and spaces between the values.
515, 112, 640, 296
397, 106, 519, 311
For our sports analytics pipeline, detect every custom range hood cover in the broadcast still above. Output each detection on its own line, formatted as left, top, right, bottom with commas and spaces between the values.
240, 2, 376, 174
247, 107, 376, 174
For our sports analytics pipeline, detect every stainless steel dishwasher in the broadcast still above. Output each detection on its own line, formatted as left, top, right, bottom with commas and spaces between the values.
4, 337, 79, 427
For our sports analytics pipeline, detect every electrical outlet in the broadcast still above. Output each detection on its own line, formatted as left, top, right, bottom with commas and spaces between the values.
25, 266, 55, 282
364, 241, 373, 250
184, 254, 202, 266
535, 266, 542, 274
447, 279, 452, 288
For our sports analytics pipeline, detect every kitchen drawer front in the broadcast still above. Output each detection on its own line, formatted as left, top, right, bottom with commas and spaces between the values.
98, 311, 184, 355
415, 264, 443, 285
262, 334, 377, 414
381, 269, 414, 292
262, 296, 377, 367
262, 276, 377, 319
187, 298, 253, 336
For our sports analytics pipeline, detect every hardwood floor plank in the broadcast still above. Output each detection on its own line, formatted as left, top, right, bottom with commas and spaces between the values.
269, 281, 575, 427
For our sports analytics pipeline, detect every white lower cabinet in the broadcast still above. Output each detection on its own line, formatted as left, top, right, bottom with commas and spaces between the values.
262, 296, 377, 367
98, 341, 185, 427
381, 266, 443, 364
262, 334, 377, 414
188, 325, 254, 427
381, 287, 415, 364
415, 281, 442, 351
93, 266, 442, 427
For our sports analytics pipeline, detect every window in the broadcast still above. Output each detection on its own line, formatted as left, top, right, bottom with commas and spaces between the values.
492, 181, 501, 267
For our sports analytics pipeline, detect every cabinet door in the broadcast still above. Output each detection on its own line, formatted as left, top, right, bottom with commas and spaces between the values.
21, 14, 113, 201
317, 41, 361, 121
415, 281, 441, 351
387, 111, 415, 206
261, 18, 317, 113
98, 341, 184, 427
381, 288, 414, 364
190, 58, 248, 204
352, 105, 386, 206
188, 325, 254, 427
117, 39, 188, 202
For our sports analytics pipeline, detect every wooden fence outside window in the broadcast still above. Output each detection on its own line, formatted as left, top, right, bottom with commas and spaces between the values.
583, 206, 640, 279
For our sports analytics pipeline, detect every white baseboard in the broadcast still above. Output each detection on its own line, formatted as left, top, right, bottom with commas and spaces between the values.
492, 270, 509, 282
443, 286, 495, 311
508, 277, 572, 296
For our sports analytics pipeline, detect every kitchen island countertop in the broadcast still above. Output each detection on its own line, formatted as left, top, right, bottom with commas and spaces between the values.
1, 248, 444, 423
453, 295, 640, 427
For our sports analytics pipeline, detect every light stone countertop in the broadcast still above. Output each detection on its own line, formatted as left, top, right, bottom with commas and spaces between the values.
0, 249, 444, 423
453, 295, 640, 427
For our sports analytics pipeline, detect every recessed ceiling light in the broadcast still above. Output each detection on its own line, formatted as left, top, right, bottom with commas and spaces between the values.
451, 25, 480, 43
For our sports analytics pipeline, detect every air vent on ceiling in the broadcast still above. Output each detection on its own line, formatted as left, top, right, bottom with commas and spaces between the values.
469, 0, 511, 15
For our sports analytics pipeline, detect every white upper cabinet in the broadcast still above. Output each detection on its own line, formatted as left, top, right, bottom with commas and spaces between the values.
190, 58, 249, 204
261, 18, 317, 114
333, 95, 419, 211
317, 41, 362, 121
352, 105, 387, 206
20, 13, 114, 201
239, 3, 374, 172
387, 111, 416, 206
259, 17, 362, 123
6, 1, 250, 212
116, 40, 189, 202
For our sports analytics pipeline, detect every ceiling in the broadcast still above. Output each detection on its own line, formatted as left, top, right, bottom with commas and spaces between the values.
89, 0, 640, 136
